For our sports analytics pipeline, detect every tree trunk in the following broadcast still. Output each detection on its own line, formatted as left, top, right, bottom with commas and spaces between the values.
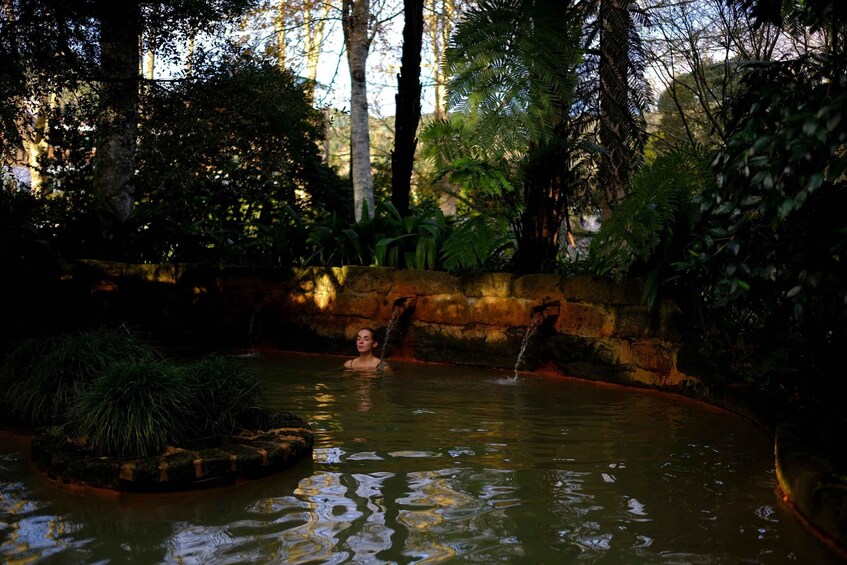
599, 0, 633, 218
186, 26, 197, 76
426, 0, 458, 216
391, 0, 424, 216
512, 141, 568, 273
24, 97, 51, 195
425, 0, 454, 119
93, 1, 141, 220
343, 0, 375, 221
275, 0, 287, 69
303, 0, 331, 102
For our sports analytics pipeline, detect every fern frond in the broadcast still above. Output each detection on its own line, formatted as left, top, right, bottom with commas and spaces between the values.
441, 214, 515, 273
587, 153, 703, 278
446, 0, 583, 145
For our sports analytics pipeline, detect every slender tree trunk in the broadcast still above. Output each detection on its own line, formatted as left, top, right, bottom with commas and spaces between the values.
186, 26, 197, 77
93, 1, 141, 220
599, 0, 633, 218
426, 0, 457, 216
425, 0, 449, 117
142, 12, 155, 82
391, 0, 424, 216
343, 0, 375, 221
143, 46, 155, 80
303, 0, 331, 101
275, 0, 287, 69
24, 96, 52, 195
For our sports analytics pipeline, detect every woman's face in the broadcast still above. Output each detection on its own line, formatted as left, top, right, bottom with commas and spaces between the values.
356, 329, 377, 354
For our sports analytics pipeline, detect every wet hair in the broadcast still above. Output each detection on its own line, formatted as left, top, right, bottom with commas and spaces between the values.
356, 327, 378, 341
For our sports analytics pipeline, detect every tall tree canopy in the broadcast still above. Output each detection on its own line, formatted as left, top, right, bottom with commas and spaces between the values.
1, 0, 257, 218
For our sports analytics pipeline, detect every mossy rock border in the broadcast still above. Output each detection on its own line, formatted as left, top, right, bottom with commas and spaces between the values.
29, 412, 314, 492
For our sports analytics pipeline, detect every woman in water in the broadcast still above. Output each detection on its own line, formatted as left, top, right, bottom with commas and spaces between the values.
344, 327, 384, 370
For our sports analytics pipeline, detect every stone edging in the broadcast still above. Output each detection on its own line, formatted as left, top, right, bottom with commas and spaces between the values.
774, 417, 847, 559
30, 424, 314, 492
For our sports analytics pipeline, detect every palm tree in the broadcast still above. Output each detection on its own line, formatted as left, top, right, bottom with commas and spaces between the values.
435, 0, 584, 272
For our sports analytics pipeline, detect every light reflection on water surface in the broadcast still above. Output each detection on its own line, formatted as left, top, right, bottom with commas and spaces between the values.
0, 352, 842, 564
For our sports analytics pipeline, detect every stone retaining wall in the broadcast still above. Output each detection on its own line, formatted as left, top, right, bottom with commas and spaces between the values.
64, 260, 696, 392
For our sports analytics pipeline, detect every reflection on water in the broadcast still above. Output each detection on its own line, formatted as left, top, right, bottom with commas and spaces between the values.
1, 352, 843, 564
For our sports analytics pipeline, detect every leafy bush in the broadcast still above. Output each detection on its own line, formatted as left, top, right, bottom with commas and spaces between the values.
0, 327, 159, 427
676, 54, 847, 400
65, 359, 195, 457
440, 214, 515, 274
183, 356, 263, 437
374, 202, 446, 270
132, 49, 348, 266
586, 153, 703, 309
306, 210, 375, 267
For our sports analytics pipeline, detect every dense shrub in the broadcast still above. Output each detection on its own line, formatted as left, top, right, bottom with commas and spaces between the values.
65, 359, 195, 457
0, 327, 159, 427
1, 328, 271, 458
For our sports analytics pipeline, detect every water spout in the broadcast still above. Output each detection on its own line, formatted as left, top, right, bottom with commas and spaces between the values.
512, 300, 559, 379
380, 296, 414, 362
513, 311, 544, 379
248, 305, 260, 346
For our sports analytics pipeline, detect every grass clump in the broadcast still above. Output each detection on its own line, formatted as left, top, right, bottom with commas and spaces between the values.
183, 356, 264, 437
65, 359, 195, 457
1, 328, 270, 458
0, 327, 159, 427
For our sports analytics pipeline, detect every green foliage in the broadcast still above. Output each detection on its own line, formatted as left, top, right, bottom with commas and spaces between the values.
678, 54, 847, 391
0, 0, 258, 168
446, 0, 583, 147
427, 0, 589, 272
182, 356, 263, 437
0, 186, 58, 278
65, 359, 195, 457
0, 328, 159, 427
132, 49, 348, 265
440, 214, 516, 274
305, 201, 450, 270
374, 203, 446, 270
2, 326, 268, 457
420, 113, 518, 210
587, 154, 703, 309
306, 211, 374, 267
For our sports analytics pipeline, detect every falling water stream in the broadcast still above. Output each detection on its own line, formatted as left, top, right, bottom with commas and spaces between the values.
380, 304, 402, 363
513, 312, 543, 379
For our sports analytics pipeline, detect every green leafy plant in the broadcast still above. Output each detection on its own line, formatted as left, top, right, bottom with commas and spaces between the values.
305, 210, 374, 267
588, 154, 702, 272
374, 202, 446, 270
65, 359, 195, 457
0, 327, 159, 427
440, 214, 516, 274
586, 153, 703, 309
677, 54, 847, 396
422, 0, 588, 272
183, 356, 264, 437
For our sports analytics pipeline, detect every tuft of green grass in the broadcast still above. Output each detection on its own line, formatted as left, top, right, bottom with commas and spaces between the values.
182, 356, 264, 437
0, 327, 160, 427
65, 359, 195, 457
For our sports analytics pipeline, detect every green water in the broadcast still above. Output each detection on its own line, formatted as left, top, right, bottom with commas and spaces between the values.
0, 351, 842, 564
